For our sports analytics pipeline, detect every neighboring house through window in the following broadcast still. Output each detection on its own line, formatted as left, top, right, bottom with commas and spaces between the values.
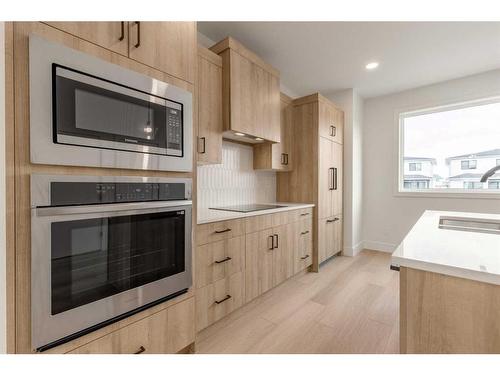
399, 97, 500, 194
461, 160, 477, 169
409, 162, 422, 171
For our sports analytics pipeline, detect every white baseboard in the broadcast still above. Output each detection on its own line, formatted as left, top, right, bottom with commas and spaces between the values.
361, 240, 397, 253
343, 241, 364, 257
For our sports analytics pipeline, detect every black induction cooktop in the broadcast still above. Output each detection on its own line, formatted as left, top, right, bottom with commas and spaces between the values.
209, 204, 286, 213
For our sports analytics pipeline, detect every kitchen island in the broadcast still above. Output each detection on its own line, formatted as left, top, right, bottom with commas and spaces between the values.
392, 210, 500, 353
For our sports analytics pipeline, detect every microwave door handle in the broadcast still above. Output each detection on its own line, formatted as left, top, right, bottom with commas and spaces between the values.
34, 200, 192, 217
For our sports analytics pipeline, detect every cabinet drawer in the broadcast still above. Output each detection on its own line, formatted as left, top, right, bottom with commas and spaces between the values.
271, 211, 289, 227
289, 207, 313, 223
69, 297, 194, 354
196, 219, 245, 245
195, 236, 245, 289
245, 214, 273, 233
294, 219, 313, 273
196, 271, 245, 331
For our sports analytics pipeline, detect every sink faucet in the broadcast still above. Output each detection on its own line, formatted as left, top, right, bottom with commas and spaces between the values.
480, 165, 500, 182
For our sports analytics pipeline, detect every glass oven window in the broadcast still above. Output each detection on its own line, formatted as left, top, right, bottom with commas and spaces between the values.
50, 210, 185, 315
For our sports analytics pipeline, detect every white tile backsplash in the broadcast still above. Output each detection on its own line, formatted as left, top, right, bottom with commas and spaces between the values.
197, 141, 276, 208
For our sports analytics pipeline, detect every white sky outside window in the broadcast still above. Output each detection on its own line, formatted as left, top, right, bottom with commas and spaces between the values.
401, 100, 500, 190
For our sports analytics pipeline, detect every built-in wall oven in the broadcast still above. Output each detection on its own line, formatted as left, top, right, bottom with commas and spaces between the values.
29, 34, 192, 172
31, 174, 192, 351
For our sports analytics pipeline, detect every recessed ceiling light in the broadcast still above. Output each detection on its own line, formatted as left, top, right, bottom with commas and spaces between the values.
234, 132, 245, 136
365, 62, 379, 70
254, 137, 263, 141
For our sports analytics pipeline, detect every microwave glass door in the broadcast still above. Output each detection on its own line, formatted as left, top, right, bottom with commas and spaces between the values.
50, 210, 186, 315
53, 64, 184, 157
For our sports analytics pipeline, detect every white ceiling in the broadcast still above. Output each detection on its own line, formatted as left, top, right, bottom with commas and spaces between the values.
197, 22, 500, 98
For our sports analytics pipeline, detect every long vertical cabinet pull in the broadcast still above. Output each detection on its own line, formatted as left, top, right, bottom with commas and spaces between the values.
328, 168, 334, 190
333, 167, 337, 190
134, 21, 141, 48
268, 235, 274, 250
119, 21, 125, 41
198, 137, 206, 154
273, 234, 279, 248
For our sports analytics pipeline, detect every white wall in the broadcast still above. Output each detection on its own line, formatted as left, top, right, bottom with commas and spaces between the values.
0, 21, 7, 354
328, 89, 364, 256
363, 69, 500, 252
197, 141, 276, 209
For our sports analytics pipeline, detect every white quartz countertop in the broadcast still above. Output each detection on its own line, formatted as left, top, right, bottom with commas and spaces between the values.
197, 202, 315, 225
392, 210, 500, 285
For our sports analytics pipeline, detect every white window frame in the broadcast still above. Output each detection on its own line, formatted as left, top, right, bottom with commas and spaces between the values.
395, 96, 500, 199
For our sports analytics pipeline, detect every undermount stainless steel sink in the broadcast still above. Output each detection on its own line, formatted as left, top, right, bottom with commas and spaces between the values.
439, 216, 500, 235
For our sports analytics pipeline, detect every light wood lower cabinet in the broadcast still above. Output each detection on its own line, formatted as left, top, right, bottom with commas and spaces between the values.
69, 297, 195, 354
245, 228, 275, 302
318, 215, 342, 264
195, 207, 313, 331
195, 236, 245, 289
196, 271, 245, 331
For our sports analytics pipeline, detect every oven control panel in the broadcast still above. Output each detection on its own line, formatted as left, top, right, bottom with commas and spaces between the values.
50, 182, 187, 206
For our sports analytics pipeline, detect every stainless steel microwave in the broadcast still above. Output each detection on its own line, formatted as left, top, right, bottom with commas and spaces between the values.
29, 34, 193, 172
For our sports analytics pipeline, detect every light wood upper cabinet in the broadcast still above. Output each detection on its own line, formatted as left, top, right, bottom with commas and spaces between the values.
128, 22, 196, 83
45, 22, 196, 83
197, 46, 223, 165
319, 102, 344, 144
44, 22, 129, 56
211, 37, 281, 142
253, 93, 294, 171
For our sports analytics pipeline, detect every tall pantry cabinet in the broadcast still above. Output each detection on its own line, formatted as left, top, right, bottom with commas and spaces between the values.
277, 93, 344, 271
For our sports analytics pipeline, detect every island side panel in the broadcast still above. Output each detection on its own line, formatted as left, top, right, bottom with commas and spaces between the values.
402, 267, 500, 353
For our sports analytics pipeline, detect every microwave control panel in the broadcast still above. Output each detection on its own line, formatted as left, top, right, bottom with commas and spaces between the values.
50, 182, 187, 206
166, 107, 182, 153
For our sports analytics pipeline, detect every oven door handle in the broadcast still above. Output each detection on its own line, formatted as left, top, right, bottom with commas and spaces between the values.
34, 200, 193, 217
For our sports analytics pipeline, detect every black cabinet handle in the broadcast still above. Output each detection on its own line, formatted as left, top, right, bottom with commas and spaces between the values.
300, 230, 309, 235
333, 167, 338, 190
134, 21, 141, 48
134, 346, 146, 354
273, 234, 279, 248
214, 228, 231, 234
215, 256, 232, 264
300, 212, 309, 216
285, 153, 289, 165
326, 218, 340, 223
119, 21, 125, 41
330, 125, 336, 137
300, 254, 310, 260
198, 137, 206, 154
281, 153, 286, 165
268, 235, 274, 250
215, 294, 231, 304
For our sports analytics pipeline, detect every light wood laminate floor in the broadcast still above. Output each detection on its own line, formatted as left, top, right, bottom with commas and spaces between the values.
196, 250, 399, 354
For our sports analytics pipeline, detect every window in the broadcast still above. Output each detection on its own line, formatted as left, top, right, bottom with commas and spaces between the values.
409, 163, 422, 171
461, 160, 477, 170
489, 180, 500, 189
463, 181, 484, 189
403, 180, 429, 189
400, 97, 500, 193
